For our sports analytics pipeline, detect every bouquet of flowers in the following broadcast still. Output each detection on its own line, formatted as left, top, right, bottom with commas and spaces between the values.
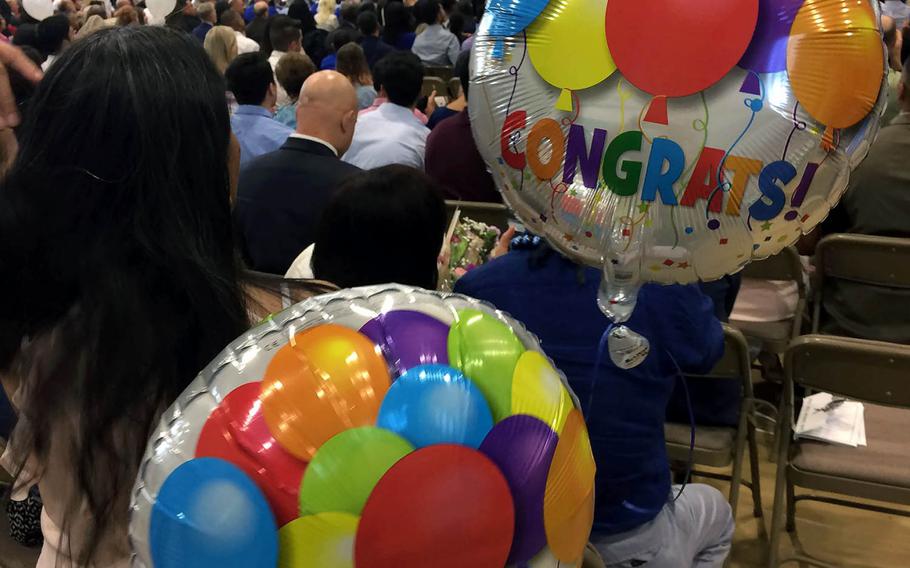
438, 216, 502, 291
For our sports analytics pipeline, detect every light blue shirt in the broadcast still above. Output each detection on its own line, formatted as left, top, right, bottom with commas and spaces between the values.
355, 85, 377, 110
274, 103, 297, 129
231, 105, 293, 166
343, 102, 429, 170
411, 24, 460, 66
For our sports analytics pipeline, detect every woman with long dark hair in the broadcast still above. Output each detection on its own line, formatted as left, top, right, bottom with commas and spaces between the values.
335, 42, 376, 109
0, 25, 301, 566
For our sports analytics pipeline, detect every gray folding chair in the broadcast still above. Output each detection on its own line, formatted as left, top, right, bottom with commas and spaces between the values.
768, 335, 910, 567
664, 325, 763, 519
730, 246, 806, 356
812, 233, 910, 333
423, 64, 453, 81
421, 76, 448, 101
445, 200, 512, 232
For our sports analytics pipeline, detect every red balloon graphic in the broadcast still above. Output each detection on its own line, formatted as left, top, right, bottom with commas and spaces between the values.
195, 382, 307, 527
606, 0, 759, 97
355, 445, 515, 568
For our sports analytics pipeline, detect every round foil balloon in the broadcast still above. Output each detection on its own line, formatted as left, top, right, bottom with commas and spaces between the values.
130, 285, 596, 567
470, 0, 886, 319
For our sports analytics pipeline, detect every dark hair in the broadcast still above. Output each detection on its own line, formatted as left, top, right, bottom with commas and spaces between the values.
214, 0, 231, 19
414, 0, 440, 25
86, 4, 108, 19
0, 26, 248, 564
35, 14, 70, 56
289, 0, 316, 33
12, 24, 39, 49
313, 165, 446, 289
380, 1, 411, 45
219, 8, 243, 28
356, 10, 378, 36
340, 0, 359, 24
447, 10, 463, 41
455, 49, 469, 99
225, 51, 274, 105
330, 26, 358, 52
269, 14, 301, 51
275, 51, 316, 101
373, 50, 422, 106
336, 42, 371, 85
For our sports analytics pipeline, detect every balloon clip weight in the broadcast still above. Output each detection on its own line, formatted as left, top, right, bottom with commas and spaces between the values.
608, 326, 649, 370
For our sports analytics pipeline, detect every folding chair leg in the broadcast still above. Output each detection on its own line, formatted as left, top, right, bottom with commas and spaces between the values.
767, 400, 792, 568
747, 423, 764, 518
786, 479, 796, 533
728, 403, 749, 516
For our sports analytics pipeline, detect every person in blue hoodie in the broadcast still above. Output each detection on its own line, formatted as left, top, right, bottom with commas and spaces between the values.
454, 237, 734, 567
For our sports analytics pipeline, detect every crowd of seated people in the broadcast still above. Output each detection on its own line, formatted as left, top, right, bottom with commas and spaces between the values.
0, 2, 907, 568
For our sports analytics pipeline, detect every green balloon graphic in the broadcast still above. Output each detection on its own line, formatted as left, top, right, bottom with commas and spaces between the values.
448, 309, 525, 422
299, 427, 414, 517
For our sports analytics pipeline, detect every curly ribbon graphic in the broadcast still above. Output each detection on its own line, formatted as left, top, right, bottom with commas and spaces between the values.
706, 71, 765, 220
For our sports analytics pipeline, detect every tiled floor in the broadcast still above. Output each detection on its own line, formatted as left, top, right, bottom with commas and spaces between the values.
2, 444, 909, 567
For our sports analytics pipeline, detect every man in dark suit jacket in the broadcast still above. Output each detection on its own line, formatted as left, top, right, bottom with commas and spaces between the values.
356, 11, 394, 70
235, 70, 362, 274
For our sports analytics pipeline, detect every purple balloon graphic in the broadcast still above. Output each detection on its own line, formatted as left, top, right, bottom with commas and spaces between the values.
360, 310, 450, 376
738, 0, 804, 73
479, 415, 558, 564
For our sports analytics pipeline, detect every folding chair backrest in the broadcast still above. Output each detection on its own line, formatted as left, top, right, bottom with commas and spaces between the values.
692, 325, 754, 399
445, 200, 511, 232
448, 77, 462, 99
786, 335, 910, 408
740, 246, 805, 298
424, 65, 453, 81
816, 234, 910, 289
421, 76, 448, 100
812, 234, 910, 332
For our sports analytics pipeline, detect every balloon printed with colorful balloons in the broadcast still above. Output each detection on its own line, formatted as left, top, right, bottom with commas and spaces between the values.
130, 285, 596, 568
471, 0, 887, 325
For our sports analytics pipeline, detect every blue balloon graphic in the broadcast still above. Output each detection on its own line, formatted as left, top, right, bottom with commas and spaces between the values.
486, 0, 552, 57
150, 458, 278, 568
377, 364, 494, 449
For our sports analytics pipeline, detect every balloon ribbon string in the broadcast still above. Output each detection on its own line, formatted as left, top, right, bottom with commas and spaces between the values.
585, 323, 614, 419
620, 350, 694, 515
667, 350, 695, 504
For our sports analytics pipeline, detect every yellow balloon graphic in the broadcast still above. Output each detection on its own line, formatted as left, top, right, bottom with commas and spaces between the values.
527, 0, 616, 111
279, 512, 358, 568
511, 351, 573, 434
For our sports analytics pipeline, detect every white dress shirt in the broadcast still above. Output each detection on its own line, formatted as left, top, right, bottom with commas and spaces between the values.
236, 31, 260, 54
342, 102, 430, 170
411, 24, 459, 66
268, 50, 292, 107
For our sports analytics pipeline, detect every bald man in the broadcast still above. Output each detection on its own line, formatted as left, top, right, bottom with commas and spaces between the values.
245, 1, 271, 45
235, 71, 362, 274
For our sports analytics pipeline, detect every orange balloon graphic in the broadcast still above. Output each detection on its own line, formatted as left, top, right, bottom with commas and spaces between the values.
543, 409, 596, 563
787, 0, 884, 129
260, 324, 391, 461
